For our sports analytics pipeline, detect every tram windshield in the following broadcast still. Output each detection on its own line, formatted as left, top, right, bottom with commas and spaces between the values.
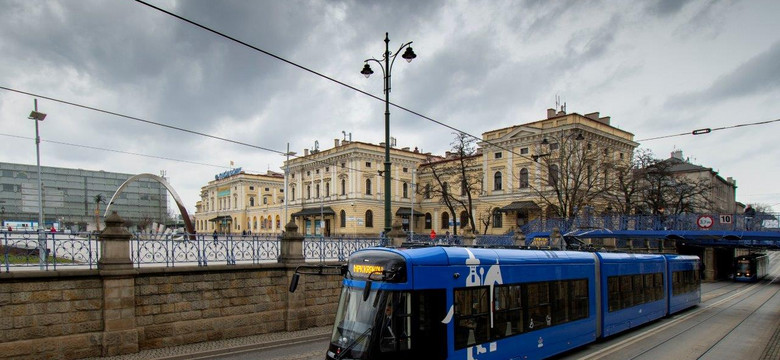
328, 287, 445, 360
736, 260, 751, 274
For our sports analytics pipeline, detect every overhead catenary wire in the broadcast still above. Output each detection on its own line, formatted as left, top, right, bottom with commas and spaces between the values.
637, 118, 780, 142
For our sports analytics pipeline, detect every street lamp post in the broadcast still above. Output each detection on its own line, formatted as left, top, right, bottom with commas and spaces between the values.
28, 99, 47, 269
361, 32, 417, 235
283, 143, 296, 227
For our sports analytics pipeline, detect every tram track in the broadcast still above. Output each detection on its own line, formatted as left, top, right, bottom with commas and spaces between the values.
622, 275, 780, 360
575, 273, 779, 360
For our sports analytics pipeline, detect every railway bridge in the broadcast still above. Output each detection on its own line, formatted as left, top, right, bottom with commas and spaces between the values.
520, 212, 780, 281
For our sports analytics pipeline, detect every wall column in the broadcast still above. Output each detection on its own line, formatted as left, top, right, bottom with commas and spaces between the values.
98, 211, 139, 356
703, 247, 716, 281
280, 220, 306, 331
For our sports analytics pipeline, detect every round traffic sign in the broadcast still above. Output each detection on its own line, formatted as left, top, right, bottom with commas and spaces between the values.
697, 215, 714, 229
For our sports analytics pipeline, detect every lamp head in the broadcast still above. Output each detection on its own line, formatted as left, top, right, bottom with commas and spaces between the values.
402, 46, 417, 63
28, 111, 47, 121
361, 63, 374, 78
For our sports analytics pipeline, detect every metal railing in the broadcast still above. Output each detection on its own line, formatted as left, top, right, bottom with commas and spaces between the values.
522, 213, 780, 234
1, 231, 385, 272
303, 235, 382, 262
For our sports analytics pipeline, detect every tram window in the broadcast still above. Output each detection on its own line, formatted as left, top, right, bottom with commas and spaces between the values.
454, 287, 490, 349
654, 273, 664, 301
632, 275, 644, 305
493, 285, 523, 339
607, 277, 620, 312
526, 282, 551, 331
569, 279, 589, 321
380, 292, 412, 352
620, 276, 633, 309
551, 281, 569, 325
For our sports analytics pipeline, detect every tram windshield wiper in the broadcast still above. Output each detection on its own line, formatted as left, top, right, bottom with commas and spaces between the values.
335, 326, 373, 360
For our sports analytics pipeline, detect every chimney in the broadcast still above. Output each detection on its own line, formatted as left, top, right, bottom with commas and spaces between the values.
379, 142, 385, 147
334, 139, 340, 147
445, 151, 452, 158
585, 112, 600, 121
401, 147, 410, 151
304, 148, 309, 156
598, 116, 611, 125
671, 149, 683, 160
547, 108, 556, 118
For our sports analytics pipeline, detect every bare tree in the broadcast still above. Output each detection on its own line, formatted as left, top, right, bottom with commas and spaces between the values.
476, 206, 496, 235
529, 131, 618, 219
637, 156, 713, 215
605, 148, 655, 214
418, 133, 482, 235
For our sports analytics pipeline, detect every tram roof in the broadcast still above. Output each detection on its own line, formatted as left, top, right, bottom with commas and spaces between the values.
373, 246, 598, 267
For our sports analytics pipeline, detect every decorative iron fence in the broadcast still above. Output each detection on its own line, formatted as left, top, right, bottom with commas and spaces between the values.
1, 231, 385, 272
1, 231, 99, 272
303, 235, 382, 262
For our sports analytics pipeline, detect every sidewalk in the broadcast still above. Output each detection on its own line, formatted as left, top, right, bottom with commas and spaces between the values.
84, 326, 332, 360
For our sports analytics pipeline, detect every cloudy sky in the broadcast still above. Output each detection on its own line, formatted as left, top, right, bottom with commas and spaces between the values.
1, 0, 778, 214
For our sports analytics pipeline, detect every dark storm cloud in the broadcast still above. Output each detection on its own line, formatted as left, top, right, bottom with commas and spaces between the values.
646, 0, 694, 17
667, 40, 780, 106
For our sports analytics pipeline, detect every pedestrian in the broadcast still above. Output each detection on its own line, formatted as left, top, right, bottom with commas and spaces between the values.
7, 225, 12, 232
445, 231, 452, 245
430, 229, 436, 242
744, 205, 756, 230
50, 226, 56, 233
212, 230, 218, 244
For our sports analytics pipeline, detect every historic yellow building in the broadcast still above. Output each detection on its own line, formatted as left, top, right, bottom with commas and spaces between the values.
194, 108, 638, 236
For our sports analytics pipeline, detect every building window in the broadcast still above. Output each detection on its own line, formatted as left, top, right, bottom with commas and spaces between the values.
291, 187, 295, 200
425, 213, 432, 229
365, 210, 374, 228
495, 152, 502, 159
249, 197, 255, 206
548, 164, 559, 185
341, 179, 346, 195
325, 167, 329, 172
326, 182, 330, 197
520, 147, 529, 155
307, 185, 311, 199
424, 184, 431, 199
316, 184, 320, 198
403, 167, 408, 173
263, 197, 268, 205
366, 162, 372, 168
494, 171, 503, 191
519, 168, 529, 188
549, 143, 559, 150
316, 169, 320, 174
460, 211, 468, 229
307, 171, 311, 176
442, 212, 450, 229
340, 210, 346, 228
493, 209, 503, 228
249, 186, 255, 190
366, 179, 372, 195
403, 183, 408, 198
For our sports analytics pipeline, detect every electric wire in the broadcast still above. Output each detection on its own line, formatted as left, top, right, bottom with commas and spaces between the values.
637, 118, 780, 142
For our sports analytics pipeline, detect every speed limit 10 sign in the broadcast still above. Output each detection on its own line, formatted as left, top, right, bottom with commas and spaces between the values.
719, 214, 733, 224
697, 215, 714, 229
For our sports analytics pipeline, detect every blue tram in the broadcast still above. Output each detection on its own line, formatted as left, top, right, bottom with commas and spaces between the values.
323, 247, 700, 360
734, 254, 768, 282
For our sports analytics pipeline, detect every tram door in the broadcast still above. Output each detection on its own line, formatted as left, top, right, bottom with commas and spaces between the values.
413, 290, 447, 359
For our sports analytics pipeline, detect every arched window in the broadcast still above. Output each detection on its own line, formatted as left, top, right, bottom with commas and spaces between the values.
316, 184, 320, 198
267, 216, 272, 229
340, 210, 346, 228
548, 164, 559, 185
424, 184, 431, 199
366, 179, 372, 195
442, 212, 450, 229
307, 185, 311, 199
424, 213, 432, 229
249, 197, 255, 206
341, 179, 346, 195
253, 216, 257, 230
276, 215, 280, 229
460, 211, 469, 229
365, 210, 374, 228
291, 187, 295, 200
326, 182, 330, 197
461, 179, 467, 196
519, 168, 529, 188
402, 183, 408, 198
492, 209, 503, 228
494, 171, 503, 191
